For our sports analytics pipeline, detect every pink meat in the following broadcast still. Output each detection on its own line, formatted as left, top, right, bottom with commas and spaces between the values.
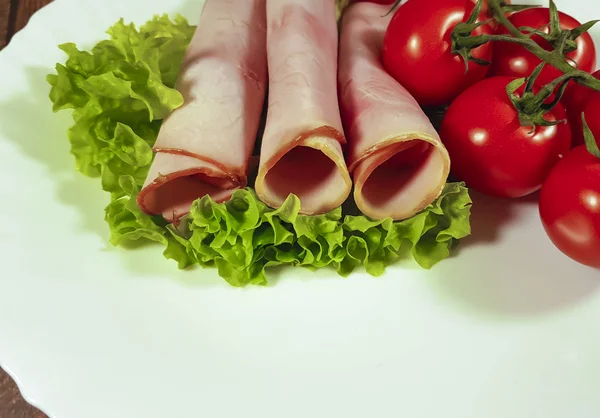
255, 0, 352, 215
338, 2, 451, 220
137, 0, 267, 222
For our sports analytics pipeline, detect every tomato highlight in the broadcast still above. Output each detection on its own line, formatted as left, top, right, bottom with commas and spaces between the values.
440, 76, 572, 198
539, 145, 600, 269
490, 7, 596, 85
382, 0, 493, 106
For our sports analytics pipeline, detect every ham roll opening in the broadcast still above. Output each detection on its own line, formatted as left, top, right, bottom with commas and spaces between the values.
137, 0, 267, 223
338, 2, 451, 221
255, 0, 352, 215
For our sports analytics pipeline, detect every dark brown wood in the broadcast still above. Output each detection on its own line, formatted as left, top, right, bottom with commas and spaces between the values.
0, 0, 11, 48
0, 0, 52, 48
0, 368, 47, 418
13, 0, 51, 34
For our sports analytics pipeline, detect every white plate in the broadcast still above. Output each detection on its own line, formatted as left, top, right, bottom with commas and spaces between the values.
0, 0, 599, 417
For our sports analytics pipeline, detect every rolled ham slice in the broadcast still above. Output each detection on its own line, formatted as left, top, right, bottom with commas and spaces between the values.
338, 2, 451, 221
137, 0, 267, 222
255, 0, 352, 215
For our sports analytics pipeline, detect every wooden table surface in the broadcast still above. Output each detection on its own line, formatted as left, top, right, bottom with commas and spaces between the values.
1, 1, 52, 416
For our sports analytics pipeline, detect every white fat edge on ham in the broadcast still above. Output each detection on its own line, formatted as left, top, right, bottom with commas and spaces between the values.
137, 0, 268, 223
338, 2, 450, 221
255, 0, 352, 215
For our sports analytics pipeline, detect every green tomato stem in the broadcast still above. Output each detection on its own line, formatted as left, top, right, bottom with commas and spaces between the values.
487, 0, 600, 93
582, 114, 600, 158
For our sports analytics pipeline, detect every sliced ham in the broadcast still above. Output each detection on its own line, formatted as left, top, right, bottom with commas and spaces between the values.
137, 0, 267, 222
338, 3, 451, 220
255, 0, 352, 215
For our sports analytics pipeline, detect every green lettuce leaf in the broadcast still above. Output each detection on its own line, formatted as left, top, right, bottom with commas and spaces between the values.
47, 14, 194, 189
104, 175, 167, 246
160, 185, 472, 287
48, 15, 472, 287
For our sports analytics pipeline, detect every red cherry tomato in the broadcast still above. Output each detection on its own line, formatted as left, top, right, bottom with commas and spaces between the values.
439, 76, 572, 198
382, 0, 493, 106
490, 8, 596, 85
539, 146, 600, 269
562, 70, 600, 147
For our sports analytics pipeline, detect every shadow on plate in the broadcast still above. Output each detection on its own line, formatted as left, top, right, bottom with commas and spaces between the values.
0, 65, 225, 285
110, 242, 226, 288
428, 192, 600, 318
0, 66, 109, 239
0, 1, 219, 284
458, 190, 524, 250
267, 264, 346, 287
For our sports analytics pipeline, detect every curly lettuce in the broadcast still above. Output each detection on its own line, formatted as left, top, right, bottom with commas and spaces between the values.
165, 184, 472, 287
47, 15, 195, 195
48, 15, 472, 286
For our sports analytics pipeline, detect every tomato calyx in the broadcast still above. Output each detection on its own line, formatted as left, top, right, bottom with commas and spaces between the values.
451, 0, 494, 71
455, 0, 596, 58
520, 0, 598, 55
450, 0, 538, 72
505, 62, 579, 128
454, 0, 600, 95
488, 0, 600, 80
581, 114, 600, 159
